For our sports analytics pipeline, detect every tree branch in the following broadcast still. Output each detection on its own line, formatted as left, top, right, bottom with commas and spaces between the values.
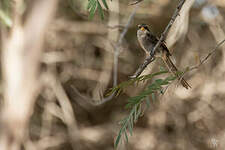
131, 0, 186, 78
129, 0, 144, 5
162, 38, 225, 92
189, 39, 225, 71
72, 3, 139, 106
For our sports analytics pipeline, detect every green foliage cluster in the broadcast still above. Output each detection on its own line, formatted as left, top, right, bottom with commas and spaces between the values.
87, 0, 111, 20
112, 70, 182, 147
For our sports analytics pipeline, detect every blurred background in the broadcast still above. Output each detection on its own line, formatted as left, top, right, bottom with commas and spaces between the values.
0, 0, 225, 149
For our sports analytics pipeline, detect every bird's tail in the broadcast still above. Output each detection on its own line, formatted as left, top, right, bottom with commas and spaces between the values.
162, 52, 191, 89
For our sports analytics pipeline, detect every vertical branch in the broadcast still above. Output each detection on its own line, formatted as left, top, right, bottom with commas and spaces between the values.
92, 0, 120, 100
72, 1, 138, 106
93, 3, 139, 104
0, 0, 58, 150
114, 4, 139, 85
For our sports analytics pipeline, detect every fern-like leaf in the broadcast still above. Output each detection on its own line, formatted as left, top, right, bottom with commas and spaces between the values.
88, 0, 97, 19
97, 0, 104, 20
114, 71, 182, 147
87, 0, 110, 20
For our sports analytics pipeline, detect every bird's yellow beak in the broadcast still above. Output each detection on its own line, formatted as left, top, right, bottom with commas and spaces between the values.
140, 27, 145, 31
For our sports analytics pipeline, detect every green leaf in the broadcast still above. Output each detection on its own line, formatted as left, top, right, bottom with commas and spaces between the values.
97, 0, 104, 20
102, 0, 109, 9
134, 105, 137, 121
137, 106, 142, 117
124, 131, 128, 142
139, 90, 153, 97
128, 95, 144, 103
155, 79, 164, 85
107, 79, 136, 96
176, 71, 184, 76
118, 119, 126, 125
125, 103, 132, 109
88, 0, 97, 19
142, 70, 168, 81
130, 116, 134, 131
162, 81, 169, 85
115, 130, 122, 147
152, 70, 169, 76
165, 75, 176, 81
128, 122, 133, 135
87, 0, 95, 10
148, 83, 161, 91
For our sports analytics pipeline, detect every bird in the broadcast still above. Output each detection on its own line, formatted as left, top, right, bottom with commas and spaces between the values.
137, 24, 191, 89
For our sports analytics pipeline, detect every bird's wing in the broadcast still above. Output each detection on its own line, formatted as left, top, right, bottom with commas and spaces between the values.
147, 32, 171, 56
146, 32, 158, 44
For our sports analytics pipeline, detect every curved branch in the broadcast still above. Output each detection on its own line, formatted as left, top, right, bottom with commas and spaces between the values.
189, 39, 225, 71
72, 3, 139, 106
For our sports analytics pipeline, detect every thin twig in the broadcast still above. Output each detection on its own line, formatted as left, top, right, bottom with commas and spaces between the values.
97, 4, 138, 104
131, 0, 186, 78
129, 0, 144, 5
72, 4, 139, 106
114, 4, 139, 86
161, 39, 225, 91
188, 39, 225, 71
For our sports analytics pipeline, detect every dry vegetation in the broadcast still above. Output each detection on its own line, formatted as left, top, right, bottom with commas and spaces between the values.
0, 0, 225, 150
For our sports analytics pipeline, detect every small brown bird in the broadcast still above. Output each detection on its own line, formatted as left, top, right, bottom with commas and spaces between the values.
137, 24, 191, 89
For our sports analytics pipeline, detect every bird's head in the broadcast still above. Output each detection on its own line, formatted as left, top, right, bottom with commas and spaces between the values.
138, 24, 150, 32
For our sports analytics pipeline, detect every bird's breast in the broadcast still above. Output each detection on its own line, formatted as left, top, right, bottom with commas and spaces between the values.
137, 34, 154, 53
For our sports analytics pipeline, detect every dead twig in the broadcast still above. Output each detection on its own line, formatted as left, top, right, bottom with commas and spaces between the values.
189, 39, 225, 71
113, 4, 139, 86
129, 0, 144, 5
94, 3, 138, 104
131, 0, 186, 78
72, 4, 139, 106
162, 39, 225, 91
